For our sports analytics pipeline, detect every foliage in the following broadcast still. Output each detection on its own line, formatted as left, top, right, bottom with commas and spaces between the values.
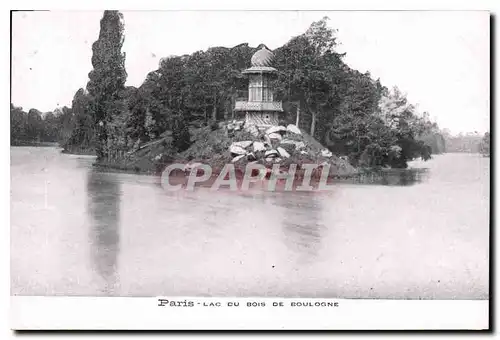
13, 14, 452, 170
270, 18, 440, 168
480, 132, 490, 157
444, 131, 484, 153
171, 113, 191, 152
86, 10, 127, 160
10, 103, 74, 145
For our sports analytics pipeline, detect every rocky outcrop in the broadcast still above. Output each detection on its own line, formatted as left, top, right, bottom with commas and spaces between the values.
252, 141, 266, 152
227, 120, 245, 133
268, 133, 282, 142
321, 149, 333, 157
192, 120, 358, 177
277, 147, 290, 159
266, 125, 287, 135
232, 140, 253, 149
286, 124, 302, 135
229, 145, 247, 156
226, 121, 339, 166
231, 154, 245, 163
265, 149, 279, 158
280, 139, 306, 150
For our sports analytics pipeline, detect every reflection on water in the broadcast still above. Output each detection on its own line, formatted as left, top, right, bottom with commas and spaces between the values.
354, 168, 428, 186
274, 193, 324, 263
10, 149, 490, 299
86, 170, 121, 295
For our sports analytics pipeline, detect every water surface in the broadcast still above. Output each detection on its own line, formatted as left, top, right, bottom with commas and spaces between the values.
11, 147, 489, 298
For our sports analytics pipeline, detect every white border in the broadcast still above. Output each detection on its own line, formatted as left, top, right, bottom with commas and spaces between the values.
10, 297, 489, 330
3, 0, 496, 334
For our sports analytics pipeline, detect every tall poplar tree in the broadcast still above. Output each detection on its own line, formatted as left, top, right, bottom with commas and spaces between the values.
86, 10, 127, 160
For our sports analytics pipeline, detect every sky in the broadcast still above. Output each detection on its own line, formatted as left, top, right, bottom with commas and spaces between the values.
11, 10, 490, 134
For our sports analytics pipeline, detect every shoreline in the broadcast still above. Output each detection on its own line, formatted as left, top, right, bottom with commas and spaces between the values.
11, 141, 60, 147
61, 148, 96, 156
92, 158, 428, 186
7, 145, 429, 186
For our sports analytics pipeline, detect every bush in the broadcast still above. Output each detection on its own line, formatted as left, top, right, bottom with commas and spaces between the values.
172, 114, 191, 152
280, 143, 296, 156
209, 120, 219, 131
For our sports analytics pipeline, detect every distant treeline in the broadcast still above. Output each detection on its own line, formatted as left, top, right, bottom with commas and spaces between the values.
442, 131, 490, 155
12, 12, 458, 168
10, 104, 76, 146
479, 132, 490, 157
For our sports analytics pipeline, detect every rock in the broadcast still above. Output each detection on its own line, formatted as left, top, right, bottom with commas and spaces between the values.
264, 134, 272, 144
246, 152, 257, 161
232, 141, 253, 149
286, 124, 302, 135
279, 143, 296, 155
300, 150, 308, 155
390, 145, 402, 157
281, 140, 306, 150
265, 149, 278, 158
273, 157, 282, 163
265, 157, 275, 163
231, 155, 245, 163
266, 125, 287, 135
245, 124, 259, 137
295, 142, 306, 150
321, 149, 333, 157
277, 147, 290, 159
253, 141, 266, 152
184, 162, 203, 171
229, 144, 247, 155
228, 120, 244, 131
268, 133, 282, 141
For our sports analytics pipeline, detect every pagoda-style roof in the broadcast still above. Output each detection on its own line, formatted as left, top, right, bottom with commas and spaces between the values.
251, 45, 274, 67
242, 66, 277, 74
242, 45, 277, 74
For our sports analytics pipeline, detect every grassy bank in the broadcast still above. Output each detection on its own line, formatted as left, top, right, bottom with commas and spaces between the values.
74, 124, 427, 186
92, 124, 358, 177
11, 140, 60, 147
61, 145, 95, 156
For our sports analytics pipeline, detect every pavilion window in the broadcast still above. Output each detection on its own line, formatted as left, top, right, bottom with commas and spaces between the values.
262, 76, 273, 102
249, 74, 263, 102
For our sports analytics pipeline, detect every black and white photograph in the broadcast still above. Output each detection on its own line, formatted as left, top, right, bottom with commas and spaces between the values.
9, 9, 490, 330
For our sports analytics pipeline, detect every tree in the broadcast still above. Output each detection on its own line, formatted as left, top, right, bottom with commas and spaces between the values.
480, 132, 490, 157
64, 88, 94, 151
53, 15, 444, 169
42, 112, 59, 142
26, 109, 43, 140
54, 106, 76, 146
10, 104, 26, 143
86, 10, 127, 160
171, 113, 191, 152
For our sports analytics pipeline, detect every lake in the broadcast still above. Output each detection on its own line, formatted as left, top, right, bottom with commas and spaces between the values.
10, 147, 489, 299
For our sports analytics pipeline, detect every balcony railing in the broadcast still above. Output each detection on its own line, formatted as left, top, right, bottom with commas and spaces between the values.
236, 90, 248, 102
234, 101, 283, 112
